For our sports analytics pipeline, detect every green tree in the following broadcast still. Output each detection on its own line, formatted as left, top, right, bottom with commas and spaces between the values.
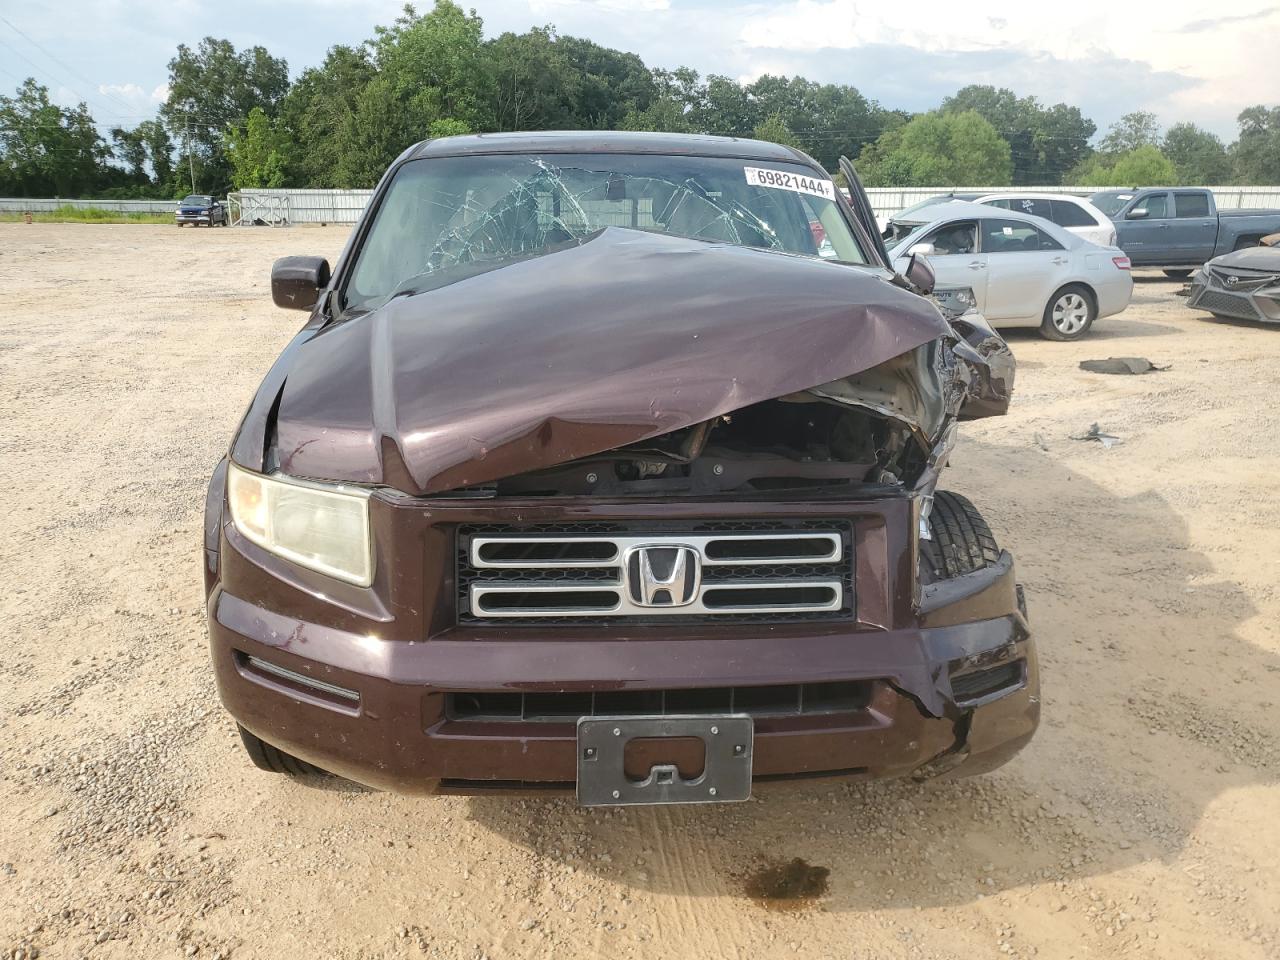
857, 110, 1012, 186
1162, 123, 1230, 184
373, 1, 493, 131
277, 45, 377, 188
160, 37, 289, 193
1071, 144, 1177, 187
226, 107, 287, 188
942, 85, 1094, 184
108, 119, 174, 194
619, 68, 699, 132
1230, 105, 1280, 184
619, 97, 693, 133
487, 27, 582, 131
1099, 111, 1161, 155
751, 111, 801, 149
0, 79, 106, 196
737, 75, 888, 168
553, 36, 654, 129
110, 126, 148, 181
695, 74, 757, 136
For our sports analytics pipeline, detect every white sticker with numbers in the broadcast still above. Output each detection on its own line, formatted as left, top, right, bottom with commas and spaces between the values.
744, 166, 836, 201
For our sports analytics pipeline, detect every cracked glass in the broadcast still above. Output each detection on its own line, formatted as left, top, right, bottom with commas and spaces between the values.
344, 153, 866, 311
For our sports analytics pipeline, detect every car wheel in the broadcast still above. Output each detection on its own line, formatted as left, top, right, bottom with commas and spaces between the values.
921, 490, 1001, 580
1039, 285, 1096, 341
1163, 269, 1193, 279
237, 724, 327, 776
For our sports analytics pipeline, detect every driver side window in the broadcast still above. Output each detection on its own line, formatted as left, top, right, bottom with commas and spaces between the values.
1137, 193, 1170, 219
923, 220, 977, 255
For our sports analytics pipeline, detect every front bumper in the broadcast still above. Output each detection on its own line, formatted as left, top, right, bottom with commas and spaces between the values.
1187, 267, 1280, 322
205, 484, 1038, 795
176, 211, 212, 223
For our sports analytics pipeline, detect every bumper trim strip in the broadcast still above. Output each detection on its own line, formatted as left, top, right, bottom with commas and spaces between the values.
242, 654, 361, 703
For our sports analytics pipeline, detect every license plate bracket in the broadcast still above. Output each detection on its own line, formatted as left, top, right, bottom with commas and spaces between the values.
576, 714, 753, 806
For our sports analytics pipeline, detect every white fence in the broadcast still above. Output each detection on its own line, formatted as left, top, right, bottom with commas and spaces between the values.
229, 185, 1280, 225
231, 188, 374, 225
0, 197, 176, 214
6, 185, 1280, 224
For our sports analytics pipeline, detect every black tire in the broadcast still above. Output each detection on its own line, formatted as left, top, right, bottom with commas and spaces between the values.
1039, 284, 1096, 341
922, 491, 1001, 580
1163, 269, 1193, 279
237, 724, 327, 776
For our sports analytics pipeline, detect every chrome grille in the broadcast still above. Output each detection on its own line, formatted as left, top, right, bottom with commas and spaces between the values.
457, 520, 852, 624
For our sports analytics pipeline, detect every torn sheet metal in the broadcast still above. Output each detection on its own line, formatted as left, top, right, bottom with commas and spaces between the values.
1072, 423, 1122, 448
1079, 357, 1169, 375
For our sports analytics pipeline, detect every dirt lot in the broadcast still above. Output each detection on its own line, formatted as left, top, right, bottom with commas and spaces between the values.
1, 222, 1277, 960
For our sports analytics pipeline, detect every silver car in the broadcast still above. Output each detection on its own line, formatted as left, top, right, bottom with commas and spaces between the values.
889, 203, 1133, 340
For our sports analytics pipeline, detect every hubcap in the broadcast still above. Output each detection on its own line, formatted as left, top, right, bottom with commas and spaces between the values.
1052, 293, 1089, 334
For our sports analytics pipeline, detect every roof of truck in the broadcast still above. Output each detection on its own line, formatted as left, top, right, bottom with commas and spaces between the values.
409, 130, 815, 164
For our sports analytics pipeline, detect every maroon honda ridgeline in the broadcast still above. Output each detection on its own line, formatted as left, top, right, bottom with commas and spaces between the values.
204, 132, 1038, 805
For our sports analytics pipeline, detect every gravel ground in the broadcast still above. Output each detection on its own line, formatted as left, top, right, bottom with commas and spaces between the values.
1, 223, 1277, 960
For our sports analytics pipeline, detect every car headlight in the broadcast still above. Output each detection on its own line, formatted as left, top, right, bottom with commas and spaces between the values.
227, 462, 373, 586
931, 286, 977, 319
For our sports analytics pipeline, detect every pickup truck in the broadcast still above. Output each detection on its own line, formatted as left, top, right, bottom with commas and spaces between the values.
1090, 188, 1280, 278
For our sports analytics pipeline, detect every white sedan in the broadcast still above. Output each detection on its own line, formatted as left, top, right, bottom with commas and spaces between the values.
889, 202, 1133, 340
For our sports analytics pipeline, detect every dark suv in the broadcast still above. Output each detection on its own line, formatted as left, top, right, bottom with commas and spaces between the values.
204, 131, 1038, 804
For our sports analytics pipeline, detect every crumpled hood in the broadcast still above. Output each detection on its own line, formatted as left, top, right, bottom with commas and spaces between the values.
1207, 245, 1280, 271
267, 227, 954, 495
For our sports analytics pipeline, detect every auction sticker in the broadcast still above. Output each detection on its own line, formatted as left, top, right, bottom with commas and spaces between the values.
744, 166, 835, 201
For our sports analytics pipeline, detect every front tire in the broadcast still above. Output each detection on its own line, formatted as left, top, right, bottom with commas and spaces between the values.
922, 491, 1001, 580
1163, 269, 1193, 279
1039, 284, 1096, 340
237, 724, 327, 776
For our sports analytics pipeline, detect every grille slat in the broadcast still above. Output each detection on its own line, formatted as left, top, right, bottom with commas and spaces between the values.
447, 681, 872, 722
950, 661, 1024, 704
1191, 287, 1262, 319
457, 521, 853, 625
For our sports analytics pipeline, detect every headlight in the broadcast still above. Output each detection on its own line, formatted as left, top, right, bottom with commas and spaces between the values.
227, 463, 373, 586
931, 286, 977, 319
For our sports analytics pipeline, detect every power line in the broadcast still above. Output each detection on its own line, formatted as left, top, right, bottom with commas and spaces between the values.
0, 14, 141, 117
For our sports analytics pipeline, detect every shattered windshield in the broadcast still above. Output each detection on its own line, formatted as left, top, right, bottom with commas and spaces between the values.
344, 153, 866, 311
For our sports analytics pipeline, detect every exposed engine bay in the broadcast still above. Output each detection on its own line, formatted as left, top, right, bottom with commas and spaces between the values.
461, 320, 1013, 501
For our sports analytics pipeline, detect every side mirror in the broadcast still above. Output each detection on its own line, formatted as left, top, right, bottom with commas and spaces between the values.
905, 252, 935, 295
271, 256, 331, 310
907, 242, 936, 257
1127, 208, 1148, 220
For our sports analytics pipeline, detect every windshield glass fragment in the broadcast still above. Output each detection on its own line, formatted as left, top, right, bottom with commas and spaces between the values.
345, 153, 866, 311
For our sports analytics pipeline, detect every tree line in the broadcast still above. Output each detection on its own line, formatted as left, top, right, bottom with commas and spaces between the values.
2, 0, 1278, 199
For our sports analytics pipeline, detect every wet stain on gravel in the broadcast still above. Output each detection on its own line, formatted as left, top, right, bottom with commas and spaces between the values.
743, 857, 830, 911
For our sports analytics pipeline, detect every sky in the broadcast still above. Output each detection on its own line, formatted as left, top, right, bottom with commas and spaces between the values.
1, 0, 1276, 143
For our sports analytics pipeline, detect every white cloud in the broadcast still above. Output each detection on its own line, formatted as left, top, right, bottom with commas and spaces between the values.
728, 0, 1277, 137
94, 81, 166, 118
